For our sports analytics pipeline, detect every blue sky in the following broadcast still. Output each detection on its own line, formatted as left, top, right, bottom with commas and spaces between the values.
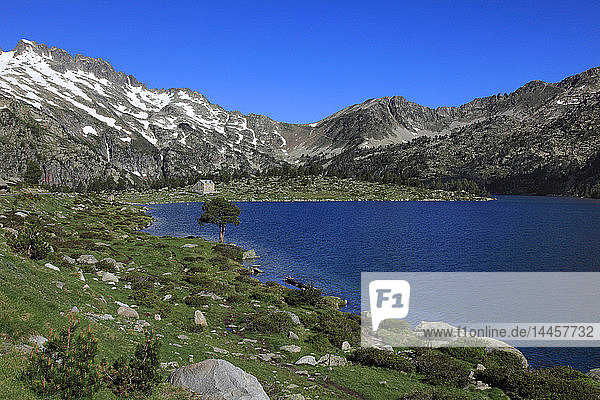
1, 1, 599, 123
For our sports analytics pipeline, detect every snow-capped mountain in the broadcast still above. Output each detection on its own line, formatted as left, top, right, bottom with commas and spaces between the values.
0, 39, 598, 190
0, 39, 315, 186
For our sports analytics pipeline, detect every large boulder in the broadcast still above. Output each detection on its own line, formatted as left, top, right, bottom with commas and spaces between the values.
77, 255, 98, 265
168, 359, 269, 400
117, 306, 139, 319
194, 310, 208, 327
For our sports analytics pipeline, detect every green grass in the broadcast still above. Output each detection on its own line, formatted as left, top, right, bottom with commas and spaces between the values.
0, 193, 528, 399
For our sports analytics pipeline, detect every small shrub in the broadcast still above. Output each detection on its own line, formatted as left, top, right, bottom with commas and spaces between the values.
21, 317, 102, 399
283, 283, 323, 307
212, 243, 243, 261
247, 311, 294, 334
226, 293, 245, 303
130, 281, 160, 308
414, 349, 470, 388
184, 294, 211, 307
439, 347, 486, 364
234, 274, 256, 285
186, 274, 216, 291
104, 331, 162, 398
189, 265, 209, 274
399, 389, 472, 400
311, 311, 360, 348
96, 259, 116, 273
7, 219, 51, 260
249, 291, 282, 305
348, 347, 415, 373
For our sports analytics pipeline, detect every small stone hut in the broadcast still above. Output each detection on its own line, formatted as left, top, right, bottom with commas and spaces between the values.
192, 179, 215, 194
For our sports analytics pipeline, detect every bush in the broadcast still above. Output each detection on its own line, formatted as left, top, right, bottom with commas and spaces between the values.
96, 259, 116, 273
247, 311, 294, 334
104, 331, 162, 398
283, 283, 323, 307
186, 274, 216, 290
348, 347, 415, 373
414, 349, 470, 388
477, 364, 600, 399
439, 347, 486, 365
184, 294, 211, 307
212, 243, 243, 261
189, 265, 209, 274
21, 317, 102, 399
130, 281, 160, 308
7, 219, 51, 260
399, 389, 472, 400
311, 311, 360, 348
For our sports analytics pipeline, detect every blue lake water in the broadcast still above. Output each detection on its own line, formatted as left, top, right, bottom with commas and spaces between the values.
143, 195, 600, 371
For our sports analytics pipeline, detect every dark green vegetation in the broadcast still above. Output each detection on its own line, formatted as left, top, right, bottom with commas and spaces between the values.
0, 193, 598, 399
197, 197, 241, 243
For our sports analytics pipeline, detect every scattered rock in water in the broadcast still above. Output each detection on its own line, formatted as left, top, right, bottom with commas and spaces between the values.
117, 306, 139, 319
288, 331, 299, 340
295, 356, 317, 366
242, 249, 258, 260
29, 335, 48, 350
194, 310, 208, 327
77, 255, 98, 265
62, 255, 76, 264
45, 263, 60, 272
588, 368, 600, 381
341, 341, 351, 351
101, 271, 119, 283
168, 359, 269, 400
279, 345, 301, 353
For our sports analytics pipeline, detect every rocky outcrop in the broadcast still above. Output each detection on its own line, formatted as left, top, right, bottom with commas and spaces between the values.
168, 359, 269, 400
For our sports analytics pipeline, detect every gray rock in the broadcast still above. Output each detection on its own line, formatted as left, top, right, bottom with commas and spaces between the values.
476, 363, 486, 371
77, 270, 85, 281
194, 310, 208, 327
62, 255, 76, 264
288, 331, 299, 340
475, 381, 491, 390
177, 334, 190, 340
274, 310, 300, 325
587, 368, 600, 381
279, 345, 301, 353
182, 244, 198, 248
168, 359, 269, 400
45, 263, 60, 271
117, 306, 139, 319
14, 211, 27, 218
341, 341, 351, 351
71, 306, 79, 313
295, 356, 317, 366
277, 395, 305, 400
317, 354, 347, 367
29, 335, 48, 350
242, 249, 258, 259
77, 255, 98, 265
4, 227, 18, 236
101, 271, 119, 283
54, 281, 65, 289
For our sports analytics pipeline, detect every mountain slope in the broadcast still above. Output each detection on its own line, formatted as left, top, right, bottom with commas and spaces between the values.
321, 68, 600, 196
0, 39, 599, 193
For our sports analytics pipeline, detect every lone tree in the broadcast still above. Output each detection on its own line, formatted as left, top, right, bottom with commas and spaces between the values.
197, 197, 241, 243
24, 161, 43, 185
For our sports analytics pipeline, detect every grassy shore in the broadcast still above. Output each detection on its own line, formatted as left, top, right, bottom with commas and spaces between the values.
115, 176, 493, 204
0, 193, 596, 399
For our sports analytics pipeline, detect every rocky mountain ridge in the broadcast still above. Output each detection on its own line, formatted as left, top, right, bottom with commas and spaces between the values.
0, 39, 598, 191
